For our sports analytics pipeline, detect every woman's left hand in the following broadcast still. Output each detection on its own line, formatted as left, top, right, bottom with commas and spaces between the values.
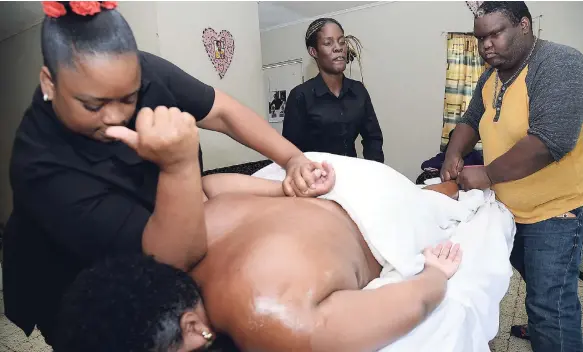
283, 155, 333, 197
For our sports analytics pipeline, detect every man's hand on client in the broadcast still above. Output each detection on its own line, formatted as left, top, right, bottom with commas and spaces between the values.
283, 161, 336, 198
456, 165, 492, 191
423, 241, 462, 279
441, 153, 464, 182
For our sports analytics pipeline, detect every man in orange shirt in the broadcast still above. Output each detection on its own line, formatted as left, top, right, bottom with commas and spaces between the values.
442, 2, 583, 351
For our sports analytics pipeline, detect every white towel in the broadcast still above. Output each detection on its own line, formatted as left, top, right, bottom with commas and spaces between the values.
255, 152, 488, 279
314, 153, 488, 281
254, 153, 516, 351
378, 188, 516, 352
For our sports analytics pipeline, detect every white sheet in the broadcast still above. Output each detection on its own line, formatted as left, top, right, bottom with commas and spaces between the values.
253, 153, 516, 352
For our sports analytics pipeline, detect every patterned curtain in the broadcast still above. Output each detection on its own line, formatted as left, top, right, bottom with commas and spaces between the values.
441, 33, 486, 150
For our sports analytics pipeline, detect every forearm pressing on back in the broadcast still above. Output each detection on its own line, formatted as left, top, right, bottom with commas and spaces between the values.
142, 162, 207, 271
311, 267, 447, 352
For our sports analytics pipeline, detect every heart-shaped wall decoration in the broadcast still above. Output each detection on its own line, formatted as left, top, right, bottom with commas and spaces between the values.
202, 27, 235, 79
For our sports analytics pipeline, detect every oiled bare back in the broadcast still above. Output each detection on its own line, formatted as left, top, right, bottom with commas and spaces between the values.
193, 183, 458, 351
192, 194, 380, 350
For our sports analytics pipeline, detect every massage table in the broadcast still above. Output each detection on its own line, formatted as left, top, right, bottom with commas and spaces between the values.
252, 153, 516, 352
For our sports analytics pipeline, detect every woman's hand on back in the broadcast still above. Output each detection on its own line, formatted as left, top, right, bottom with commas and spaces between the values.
284, 155, 323, 195
283, 161, 336, 198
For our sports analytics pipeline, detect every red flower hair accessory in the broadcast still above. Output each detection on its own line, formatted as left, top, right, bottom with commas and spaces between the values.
42, 2, 66, 18
41, 1, 118, 18
101, 1, 117, 10
69, 1, 101, 16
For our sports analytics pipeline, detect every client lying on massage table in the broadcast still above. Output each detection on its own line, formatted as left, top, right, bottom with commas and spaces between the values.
55, 156, 465, 352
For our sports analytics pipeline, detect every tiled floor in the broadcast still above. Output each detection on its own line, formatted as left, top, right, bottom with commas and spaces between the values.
0, 270, 581, 351
0, 291, 51, 352
490, 270, 583, 352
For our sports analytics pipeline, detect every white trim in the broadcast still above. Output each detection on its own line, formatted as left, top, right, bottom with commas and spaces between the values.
260, 1, 394, 33
262, 58, 302, 70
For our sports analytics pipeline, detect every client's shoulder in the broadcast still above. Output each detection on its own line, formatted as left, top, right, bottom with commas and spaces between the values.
422, 181, 459, 199
203, 275, 316, 351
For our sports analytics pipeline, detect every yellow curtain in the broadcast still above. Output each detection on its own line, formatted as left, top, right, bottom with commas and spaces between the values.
441, 33, 486, 150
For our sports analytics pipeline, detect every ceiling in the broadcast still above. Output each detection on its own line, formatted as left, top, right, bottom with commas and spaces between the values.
0, 1, 44, 43
258, 1, 377, 31
0, 1, 377, 42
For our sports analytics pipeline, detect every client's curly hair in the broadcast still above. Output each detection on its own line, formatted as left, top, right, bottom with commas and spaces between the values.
54, 254, 203, 352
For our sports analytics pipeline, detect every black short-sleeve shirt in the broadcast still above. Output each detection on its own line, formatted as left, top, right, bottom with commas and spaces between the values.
3, 51, 215, 342
282, 74, 384, 163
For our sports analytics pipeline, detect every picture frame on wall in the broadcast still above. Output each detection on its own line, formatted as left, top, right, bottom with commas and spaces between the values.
268, 90, 286, 123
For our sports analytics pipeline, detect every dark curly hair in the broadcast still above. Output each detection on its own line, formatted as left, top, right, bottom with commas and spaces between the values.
476, 1, 532, 27
54, 254, 203, 352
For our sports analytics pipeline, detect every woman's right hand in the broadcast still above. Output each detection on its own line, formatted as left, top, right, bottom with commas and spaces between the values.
106, 106, 200, 173
441, 153, 464, 182
284, 161, 336, 198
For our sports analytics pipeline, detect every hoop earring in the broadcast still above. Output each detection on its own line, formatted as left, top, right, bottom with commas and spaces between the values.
202, 330, 214, 348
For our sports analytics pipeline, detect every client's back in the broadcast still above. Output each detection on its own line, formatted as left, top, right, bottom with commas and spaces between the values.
193, 193, 382, 351
55, 194, 381, 352
194, 182, 460, 351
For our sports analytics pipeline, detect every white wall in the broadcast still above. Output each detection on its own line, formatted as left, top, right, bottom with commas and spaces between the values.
117, 1, 161, 56
120, 1, 267, 171
0, 25, 43, 224
260, 1, 583, 181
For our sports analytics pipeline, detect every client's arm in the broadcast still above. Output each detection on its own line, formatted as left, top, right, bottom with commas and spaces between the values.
202, 173, 285, 198
202, 162, 336, 199
311, 241, 461, 352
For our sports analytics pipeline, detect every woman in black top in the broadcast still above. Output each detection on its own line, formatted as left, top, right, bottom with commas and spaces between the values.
3, 2, 323, 347
282, 18, 384, 163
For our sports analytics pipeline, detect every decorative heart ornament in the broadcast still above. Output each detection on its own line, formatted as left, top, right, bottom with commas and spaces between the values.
202, 28, 235, 79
